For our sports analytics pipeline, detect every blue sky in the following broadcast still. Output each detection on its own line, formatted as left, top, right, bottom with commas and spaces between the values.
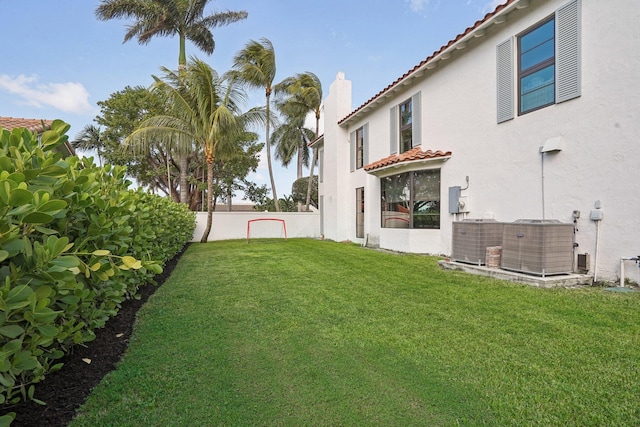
0, 0, 501, 199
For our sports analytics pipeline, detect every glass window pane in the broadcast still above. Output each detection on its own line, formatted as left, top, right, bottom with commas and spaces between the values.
521, 39, 554, 71
400, 100, 412, 127
400, 128, 412, 153
412, 170, 440, 229
521, 85, 555, 112
520, 19, 554, 53
521, 65, 555, 112
521, 65, 555, 94
381, 174, 410, 228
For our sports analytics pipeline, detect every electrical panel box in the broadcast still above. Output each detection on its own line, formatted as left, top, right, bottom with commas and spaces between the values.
448, 186, 461, 213
448, 186, 469, 213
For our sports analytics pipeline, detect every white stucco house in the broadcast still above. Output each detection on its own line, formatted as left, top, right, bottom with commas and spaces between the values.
312, 0, 640, 283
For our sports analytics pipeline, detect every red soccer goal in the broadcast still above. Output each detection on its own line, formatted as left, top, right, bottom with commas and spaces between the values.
246, 218, 288, 243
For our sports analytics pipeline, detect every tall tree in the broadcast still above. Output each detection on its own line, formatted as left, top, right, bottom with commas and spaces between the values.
94, 85, 188, 202
231, 38, 281, 211
276, 72, 323, 210
71, 124, 105, 166
96, 0, 248, 204
126, 58, 264, 242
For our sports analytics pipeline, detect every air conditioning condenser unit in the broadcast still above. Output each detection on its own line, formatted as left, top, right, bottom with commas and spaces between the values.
451, 219, 504, 265
501, 220, 574, 276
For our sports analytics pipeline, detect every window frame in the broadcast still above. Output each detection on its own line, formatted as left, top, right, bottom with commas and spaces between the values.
356, 187, 365, 238
517, 15, 556, 115
380, 169, 441, 230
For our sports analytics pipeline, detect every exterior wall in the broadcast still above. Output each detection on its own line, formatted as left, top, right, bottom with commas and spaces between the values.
320, 0, 640, 281
192, 211, 320, 242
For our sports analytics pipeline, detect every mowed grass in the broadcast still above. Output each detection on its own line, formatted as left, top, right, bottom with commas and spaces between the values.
71, 239, 640, 426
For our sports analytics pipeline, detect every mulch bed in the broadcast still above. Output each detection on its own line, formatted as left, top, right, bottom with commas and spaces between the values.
2, 244, 188, 427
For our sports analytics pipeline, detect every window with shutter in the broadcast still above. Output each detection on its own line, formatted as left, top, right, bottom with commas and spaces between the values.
497, 0, 580, 122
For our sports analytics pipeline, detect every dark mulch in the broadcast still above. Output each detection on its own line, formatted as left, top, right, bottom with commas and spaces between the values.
2, 244, 189, 427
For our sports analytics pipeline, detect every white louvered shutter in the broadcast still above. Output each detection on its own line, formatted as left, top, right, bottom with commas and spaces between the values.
496, 38, 514, 123
556, 0, 581, 103
389, 106, 398, 154
363, 123, 369, 166
349, 130, 355, 172
411, 92, 422, 148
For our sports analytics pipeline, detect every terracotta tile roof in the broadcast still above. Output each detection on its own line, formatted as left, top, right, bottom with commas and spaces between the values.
308, 133, 324, 147
0, 116, 76, 157
339, 0, 517, 125
364, 147, 452, 173
0, 116, 54, 133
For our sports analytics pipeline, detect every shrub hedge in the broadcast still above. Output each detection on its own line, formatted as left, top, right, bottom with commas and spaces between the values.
0, 120, 195, 412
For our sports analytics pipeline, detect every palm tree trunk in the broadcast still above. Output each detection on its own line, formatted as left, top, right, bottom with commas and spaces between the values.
200, 157, 214, 243
178, 35, 187, 72
305, 115, 321, 210
296, 144, 304, 212
179, 153, 189, 204
265, 93, 280, 212
296, 144, 303, 179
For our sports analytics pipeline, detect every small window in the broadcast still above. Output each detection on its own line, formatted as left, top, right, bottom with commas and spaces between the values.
399, 98, 412, 153
518, 17, 555, 114
356, 187, 365, 238
355, 127, 364, 169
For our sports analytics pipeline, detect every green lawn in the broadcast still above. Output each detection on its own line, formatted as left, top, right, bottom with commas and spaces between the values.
71, 239, 640, 426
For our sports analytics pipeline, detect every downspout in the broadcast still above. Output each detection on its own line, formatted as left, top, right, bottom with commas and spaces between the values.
593, 220, 600, 282
590, 202, 603, 283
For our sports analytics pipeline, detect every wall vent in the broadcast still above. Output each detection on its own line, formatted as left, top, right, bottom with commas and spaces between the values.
501, 220, 575, 277
451, 219, 504, 265
577, 253, 590, 273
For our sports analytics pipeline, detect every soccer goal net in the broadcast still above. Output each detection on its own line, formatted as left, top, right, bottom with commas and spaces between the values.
246, 218, 288, 243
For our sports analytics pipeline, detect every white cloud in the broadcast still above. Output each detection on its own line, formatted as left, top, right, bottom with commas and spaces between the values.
0, 74, 92, 115
406, 0, 429, 13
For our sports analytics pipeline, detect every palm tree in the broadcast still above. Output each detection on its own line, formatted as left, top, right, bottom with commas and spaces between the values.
272, 99, 314, 179
231, 38, 281, 211
126, 58, 264, 242
96, 0, 247, 70
96, 0, 248, 204
71, 124, 105, 166
276, 72, 323, 210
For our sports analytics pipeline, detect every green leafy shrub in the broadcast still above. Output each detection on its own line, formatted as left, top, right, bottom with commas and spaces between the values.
0, 121, 194, 411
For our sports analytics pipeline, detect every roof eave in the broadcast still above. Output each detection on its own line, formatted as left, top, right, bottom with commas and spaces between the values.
339, 0, 527, 128
365, 155, 451, 177
308, 134, 324, 148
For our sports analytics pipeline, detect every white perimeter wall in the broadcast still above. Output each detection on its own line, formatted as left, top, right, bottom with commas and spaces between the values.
191, 211, 320, 242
